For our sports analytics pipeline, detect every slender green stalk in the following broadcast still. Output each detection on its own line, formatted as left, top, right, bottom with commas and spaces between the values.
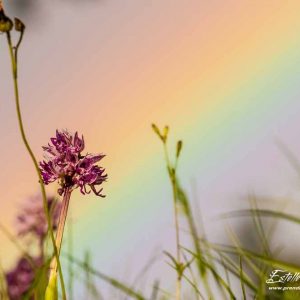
177, 182, 214, 298
182, 253, 203, 300
219, 253, 231, 291
152, 125, 184, 300
5, 31, 66, 299
163, 143, 182, 300
239, 256, 246, 300
84, 252, 91, 300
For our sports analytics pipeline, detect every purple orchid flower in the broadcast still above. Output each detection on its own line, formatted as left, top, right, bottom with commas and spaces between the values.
39, 130, 107, 196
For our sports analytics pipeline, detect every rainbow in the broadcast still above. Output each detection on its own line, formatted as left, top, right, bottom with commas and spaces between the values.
1, 1, 300, 281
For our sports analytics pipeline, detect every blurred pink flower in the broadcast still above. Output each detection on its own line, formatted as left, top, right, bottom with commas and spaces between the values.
16, 194, 61, 240
5, 256, 41, 300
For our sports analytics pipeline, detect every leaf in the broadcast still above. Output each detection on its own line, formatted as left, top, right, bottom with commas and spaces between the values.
63, 254, 146, 300
45, 273, 58, 300
221, 209, 300, 225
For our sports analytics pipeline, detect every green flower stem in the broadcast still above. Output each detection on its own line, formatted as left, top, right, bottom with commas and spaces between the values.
5, 32, 66, 300
163, 143, 182, 300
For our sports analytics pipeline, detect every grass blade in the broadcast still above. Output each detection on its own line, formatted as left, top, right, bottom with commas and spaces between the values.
64, 254, 146, 300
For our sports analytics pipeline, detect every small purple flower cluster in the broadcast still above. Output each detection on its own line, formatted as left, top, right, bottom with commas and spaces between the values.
5, 257, 41, 300
40, 130, 107, 196
16, 194, 61, 241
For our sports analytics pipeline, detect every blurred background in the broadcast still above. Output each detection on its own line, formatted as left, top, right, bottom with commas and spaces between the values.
1, 0, 300, 297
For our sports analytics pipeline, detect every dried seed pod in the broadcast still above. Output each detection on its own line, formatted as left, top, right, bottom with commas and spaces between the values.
14, 17, 25, 32
0, 9, 13, 32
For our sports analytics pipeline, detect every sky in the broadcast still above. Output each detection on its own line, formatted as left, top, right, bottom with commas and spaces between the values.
1, 0, 300, 297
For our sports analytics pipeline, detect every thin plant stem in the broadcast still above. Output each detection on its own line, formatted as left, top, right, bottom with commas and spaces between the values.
49, 188, 72, 277
84, 251, 91, 300
182, 253, 203, 300
173, 180, 182, 300
5, 32, 66, 299
163, 143, 181, 300
240, 256, 246, 300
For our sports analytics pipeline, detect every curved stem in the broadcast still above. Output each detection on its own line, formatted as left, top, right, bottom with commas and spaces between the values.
5, 32, 66, 300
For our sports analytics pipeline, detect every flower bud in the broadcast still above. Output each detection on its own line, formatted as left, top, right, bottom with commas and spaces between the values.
0, 10, 13, 32
163, 126, 169, 141
14, 17, 25, 32
152, 123, 168, 143
152, 123, 162, 138
176, 140, 183, 158
45, 273, 58, 300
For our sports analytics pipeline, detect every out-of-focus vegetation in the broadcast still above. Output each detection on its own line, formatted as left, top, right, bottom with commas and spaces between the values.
2, 2, 300, 299
2, 123, 300, 299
